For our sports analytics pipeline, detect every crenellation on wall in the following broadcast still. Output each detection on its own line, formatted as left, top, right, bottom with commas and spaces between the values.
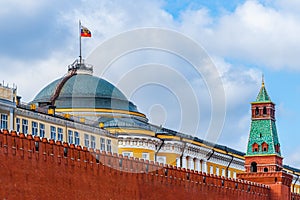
0, 129, 271, 199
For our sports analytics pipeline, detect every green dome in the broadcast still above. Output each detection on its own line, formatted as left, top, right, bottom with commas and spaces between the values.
32, 74, 139, 112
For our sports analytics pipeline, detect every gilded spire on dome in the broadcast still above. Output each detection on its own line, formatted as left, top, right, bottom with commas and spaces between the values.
255, 74, 271, 102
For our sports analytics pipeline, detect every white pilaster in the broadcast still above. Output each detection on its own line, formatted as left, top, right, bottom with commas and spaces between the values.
202, 160, 207, 173
182, 156, 187, 169
195, 158, 200, 172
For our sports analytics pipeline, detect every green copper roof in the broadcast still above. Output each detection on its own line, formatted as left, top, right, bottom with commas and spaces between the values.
246, 119, 281, 156
255, 83, 271, 102
32, 74, 139, 112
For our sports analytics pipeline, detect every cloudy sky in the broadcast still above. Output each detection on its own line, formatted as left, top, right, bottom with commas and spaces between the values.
1, 0, 300, 168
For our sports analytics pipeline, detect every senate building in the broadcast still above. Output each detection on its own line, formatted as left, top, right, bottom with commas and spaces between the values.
1, 59, 300, 199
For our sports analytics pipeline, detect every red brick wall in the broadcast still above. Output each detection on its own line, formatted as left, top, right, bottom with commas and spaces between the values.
0, 130, 271, 199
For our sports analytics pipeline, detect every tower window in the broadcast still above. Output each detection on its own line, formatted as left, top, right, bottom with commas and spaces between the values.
250, 162, 257, 172
264, 167, 268, 172
262, 142, 268, 152
263, 106, 267, 115
252, 143, 259, 152
255, 107, 259, 116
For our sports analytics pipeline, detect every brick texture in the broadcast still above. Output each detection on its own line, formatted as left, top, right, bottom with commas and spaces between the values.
0, 130, 272, 199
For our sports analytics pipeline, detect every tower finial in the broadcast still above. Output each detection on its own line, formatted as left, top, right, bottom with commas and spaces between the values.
262, 73, 264, 86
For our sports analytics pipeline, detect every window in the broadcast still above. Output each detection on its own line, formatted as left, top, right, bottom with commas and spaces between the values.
216, 167, 219, 176
250, 162, 257, 173
22, 119, 28, 134
222, 168, 225, 177
91, 135, 95, 149
233, 172, 237, 178
57, 128, 63, 141
263, 106, 267, 115
84, 134, 89, 147
100, 138, 105, 151
74, 131, 80, 145
107, 139, 112, 152
16, 118, 20, 132
68, 130, 73, 144
252, 143, 259, 152
32, 121, 38, 136
228, 170, 231, 178
122, 151, 133, 157
1, 114, 8, 129
262, 142, 269, 152
210, 166, 214, 174
50, 126, 56, 140
255, 107, 259, 116
157, 156, 166, 164
39, 123, 45, 138
142, 152, 149, 160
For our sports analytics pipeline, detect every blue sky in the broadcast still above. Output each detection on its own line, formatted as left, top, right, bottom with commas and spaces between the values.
1, 0, 300, 168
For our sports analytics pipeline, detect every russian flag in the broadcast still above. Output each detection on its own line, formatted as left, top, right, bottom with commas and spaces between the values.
81, 26, 91, 37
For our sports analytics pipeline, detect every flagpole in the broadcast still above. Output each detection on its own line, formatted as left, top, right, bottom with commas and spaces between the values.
79, 20, 82, 64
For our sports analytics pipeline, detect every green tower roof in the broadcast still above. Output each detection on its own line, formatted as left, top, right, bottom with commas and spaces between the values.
246, 120, 281, 156
255, 79, 271, 102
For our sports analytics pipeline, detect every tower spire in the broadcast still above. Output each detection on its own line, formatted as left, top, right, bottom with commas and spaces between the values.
262, 73, 264, 87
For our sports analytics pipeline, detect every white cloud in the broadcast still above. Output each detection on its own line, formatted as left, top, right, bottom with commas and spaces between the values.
203, 1, 300, 70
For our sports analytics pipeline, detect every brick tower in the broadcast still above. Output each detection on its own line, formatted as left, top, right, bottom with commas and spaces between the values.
238, 77, 292, 200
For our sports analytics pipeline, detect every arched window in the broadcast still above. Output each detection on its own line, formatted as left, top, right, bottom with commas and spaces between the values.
252, 143, 259, 152
255, 107, 259, 116
250, 162, 257, 172
263, 106, 267, 115
262, 142, 268, 152
264, 167, 268, 172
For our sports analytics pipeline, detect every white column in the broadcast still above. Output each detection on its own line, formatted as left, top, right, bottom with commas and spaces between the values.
195, 158, 200, 172
202, 160, 207, 173
182, 156, 187, 169
176, 157, 180, 167
189, 157, 194, 170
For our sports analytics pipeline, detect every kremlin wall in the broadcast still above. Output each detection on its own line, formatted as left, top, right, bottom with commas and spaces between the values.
1, 60, 300, 199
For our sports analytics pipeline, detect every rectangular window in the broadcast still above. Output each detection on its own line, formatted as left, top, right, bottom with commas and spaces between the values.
122, 151, 133, 157
74, 131, 80, 145
57, 128, 63, 141
50, 126, 56, 140
106, 139, 112, 152
210, 166, 214, 174
100, 138, 105, 151
91, 135, 95, 149
142, 152, 149, 160
84, 134, 89, 148
68, 130, 73, 144
39, 123, 45, 138
222, 168, 225, 177
32, 121, 38, 136
216, 167, 219, 176
1, 114, 8, 129
233, 171, 237, 178
22, 119, 28, 134
16, 118, 20, 132
228, 170, 231, 178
